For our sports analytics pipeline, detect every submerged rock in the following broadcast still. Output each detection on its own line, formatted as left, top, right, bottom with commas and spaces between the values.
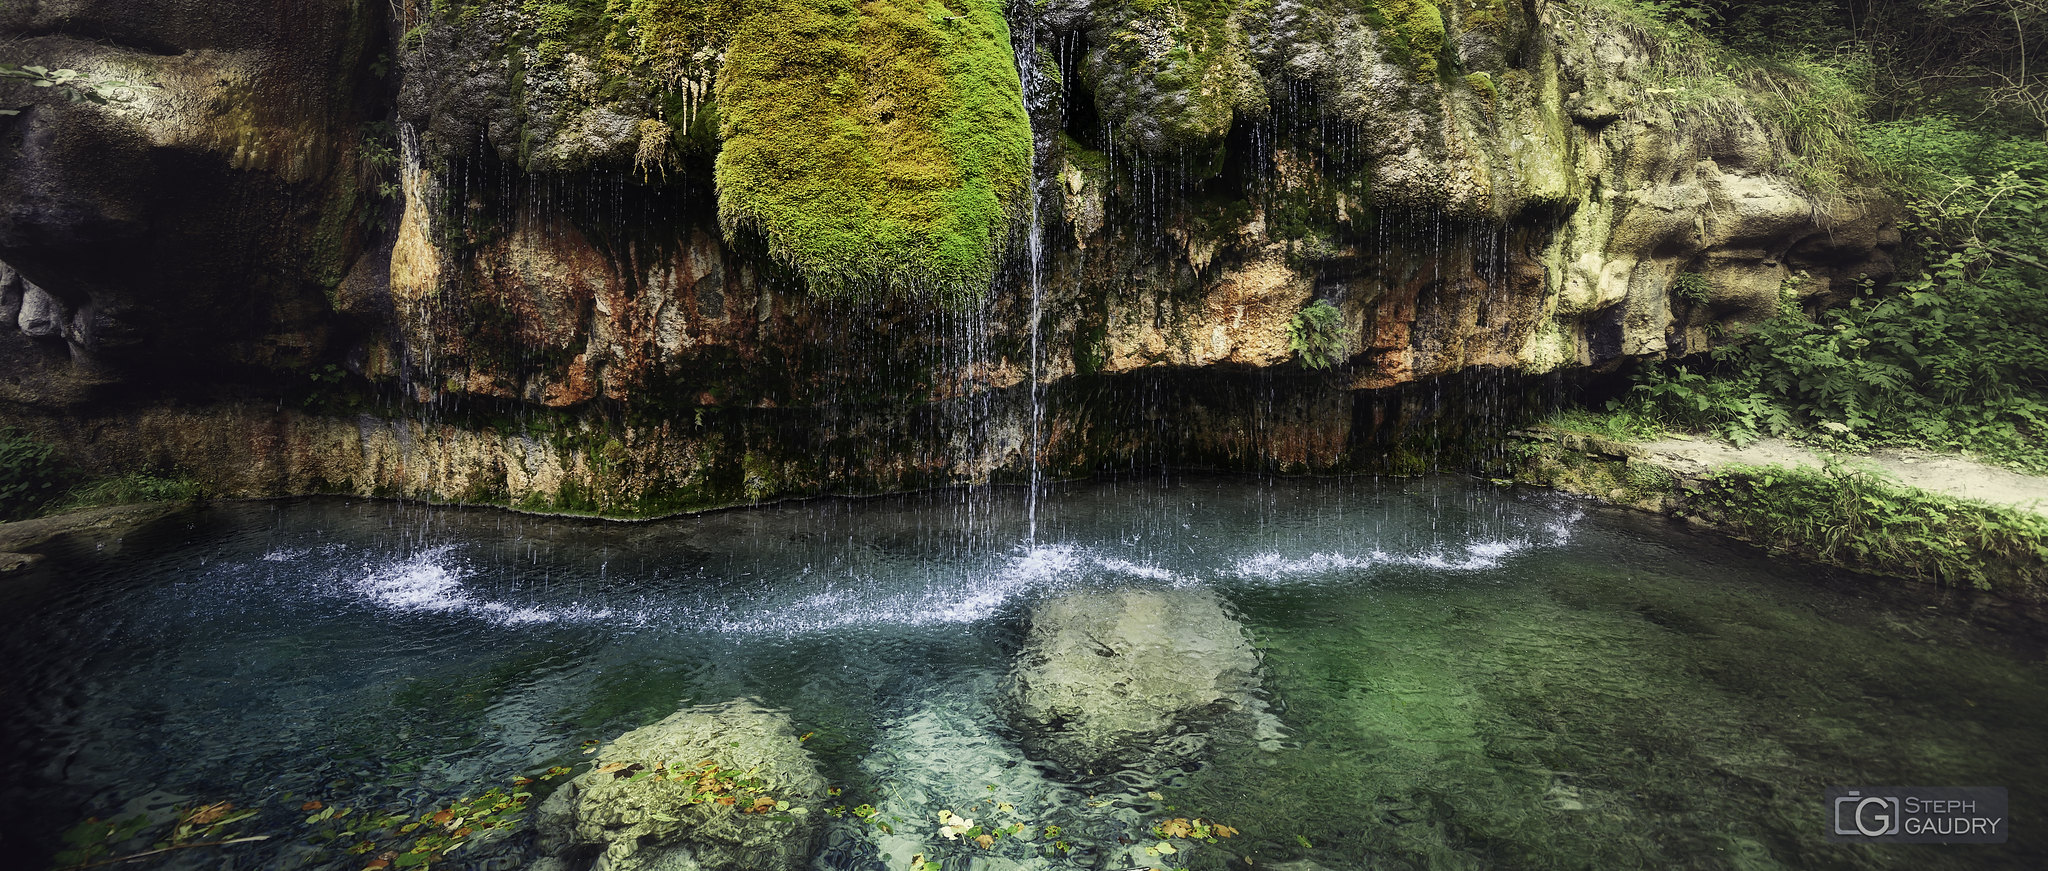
532, 698, 827, 871
1008, 588, 1264, 770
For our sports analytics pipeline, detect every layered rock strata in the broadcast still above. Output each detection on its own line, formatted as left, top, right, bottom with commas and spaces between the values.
0, 1, 1898, 512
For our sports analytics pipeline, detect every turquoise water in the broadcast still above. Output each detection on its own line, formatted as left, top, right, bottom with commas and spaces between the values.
0, 477, 2041, 869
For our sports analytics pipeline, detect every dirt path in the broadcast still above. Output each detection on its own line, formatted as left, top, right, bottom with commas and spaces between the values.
1634, 436, 2048, 516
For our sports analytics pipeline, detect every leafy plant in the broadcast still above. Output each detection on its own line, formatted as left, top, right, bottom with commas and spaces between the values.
0, 427, 66, 520
1692, 462, 2048, 596
57, 473, 202, 510
1672, 271, 1711, 306
1286, 299, 1351, 370
1609, 115, 2048, 469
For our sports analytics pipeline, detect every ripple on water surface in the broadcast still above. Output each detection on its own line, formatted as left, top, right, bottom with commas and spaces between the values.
0, 476, 2041, 870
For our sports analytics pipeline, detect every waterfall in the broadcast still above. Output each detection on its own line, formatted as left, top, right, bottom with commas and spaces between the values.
1014, 8, 1050, 545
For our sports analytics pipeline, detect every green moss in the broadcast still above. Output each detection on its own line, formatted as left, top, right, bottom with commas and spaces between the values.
1464, 71, 1497, 104
1362, 0, 1448, 79
522, 0, 608, 62
1501, 431, 1679, 505
714, 0, 1032, 305
1100, 0, 1249, 139
1060, 132, 1108, 175
617, 0, 747, 83
309, 177, 363, 299
1453, 0, 1508, 31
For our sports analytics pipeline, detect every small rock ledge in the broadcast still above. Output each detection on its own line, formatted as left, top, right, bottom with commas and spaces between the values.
1504, 427, 2048, 608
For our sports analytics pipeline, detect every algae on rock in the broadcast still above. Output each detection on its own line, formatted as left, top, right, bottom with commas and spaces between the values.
1008, 588, 1265, 769
532, 698, 828, 871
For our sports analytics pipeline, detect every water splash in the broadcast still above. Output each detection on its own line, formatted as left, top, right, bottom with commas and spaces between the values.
296, 501, 1585, 635
343, 545, 616, 626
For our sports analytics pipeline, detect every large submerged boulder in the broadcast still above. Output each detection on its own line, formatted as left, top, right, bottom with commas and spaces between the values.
1008, 588, 1264, 770
532, 699, 827, 871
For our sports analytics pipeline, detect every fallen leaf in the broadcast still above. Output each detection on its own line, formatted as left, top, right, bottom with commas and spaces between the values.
431, 810, 454, 824
302, 801, 325, 812
364, 861, 389, 870
597, 762, 630, 775
975, 834, 995, 849
513, 777, 533, 786
1214, 824, 1239, 838
188, 802, 235, 826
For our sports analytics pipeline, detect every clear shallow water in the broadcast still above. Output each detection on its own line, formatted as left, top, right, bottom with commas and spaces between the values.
1, 477, 2043, 870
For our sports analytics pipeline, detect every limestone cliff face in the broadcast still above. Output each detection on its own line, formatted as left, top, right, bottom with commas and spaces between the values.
0, 0, 1897, 515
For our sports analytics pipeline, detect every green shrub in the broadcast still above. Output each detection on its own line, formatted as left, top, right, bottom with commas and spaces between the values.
59, 474, 203, 510
1695, 463, 2048, 598
1286, 300, 1351, 370
0, 428, 66, 520
1615, 119, 2048, 470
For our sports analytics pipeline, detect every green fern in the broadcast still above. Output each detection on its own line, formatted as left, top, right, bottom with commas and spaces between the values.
1286, 300, 1351, 370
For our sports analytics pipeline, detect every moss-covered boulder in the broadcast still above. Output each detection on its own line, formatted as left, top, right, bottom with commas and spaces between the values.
715, 0, 1033, 302
397, 0, 1032, 301
532, 699, 828, 871
1081, 0, 1265, 153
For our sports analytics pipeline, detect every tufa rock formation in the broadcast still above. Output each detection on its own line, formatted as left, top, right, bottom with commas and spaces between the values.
0, 0, 1898, 513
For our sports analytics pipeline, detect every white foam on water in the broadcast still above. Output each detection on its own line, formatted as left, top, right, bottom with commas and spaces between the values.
1231, 507, 1584, 583
344, 545, 618, 626
317, 504, 1590, 633
1231, 540, 1529, 580
709, 544, 1076, 635
706, 543, 1204, 637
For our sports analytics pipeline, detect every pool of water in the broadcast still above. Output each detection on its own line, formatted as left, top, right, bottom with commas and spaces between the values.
1, 477, 2042, 869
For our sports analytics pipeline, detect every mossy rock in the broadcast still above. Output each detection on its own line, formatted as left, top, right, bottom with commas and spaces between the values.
1365, 0, 1450, 80
1007, 588, 1264, 769
533, 698, 828, 871
1085, 0, 1260, 154
714, 0, 1032, 304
